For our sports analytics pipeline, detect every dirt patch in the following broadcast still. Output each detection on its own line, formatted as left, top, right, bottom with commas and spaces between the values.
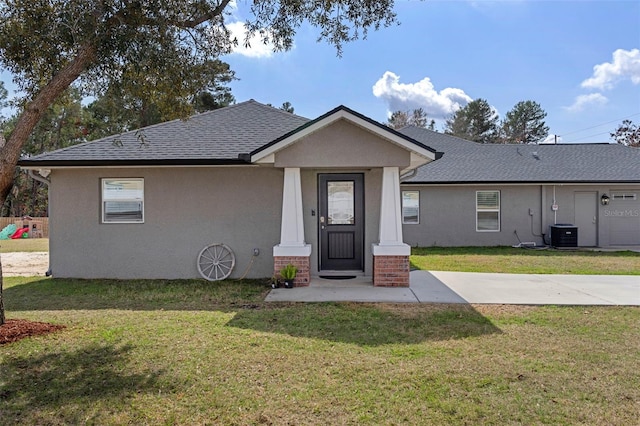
0, 319, 65, 345
1, 252, 49, 276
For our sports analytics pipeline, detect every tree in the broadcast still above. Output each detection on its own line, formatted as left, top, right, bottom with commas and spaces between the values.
267, 101, 295, 113
194, 90, 235, 114
85, 63, 234, 141
0, 0, 398, 325
388, 108, 435, 130
0, 0, 397, 208
610, 120, 640, 147
444, 99, 499, 144
2, 88, 93, 217
501, 100, 549, 144
280, 102, 295, 114
0, 80, 7, 116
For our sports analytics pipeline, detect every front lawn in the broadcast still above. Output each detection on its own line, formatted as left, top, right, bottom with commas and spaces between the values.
411, 246, 640, 275
1, 277, 638, 425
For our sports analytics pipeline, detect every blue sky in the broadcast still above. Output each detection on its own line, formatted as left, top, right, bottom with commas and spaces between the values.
222, 0, 640, 143
1, 1, 638, 143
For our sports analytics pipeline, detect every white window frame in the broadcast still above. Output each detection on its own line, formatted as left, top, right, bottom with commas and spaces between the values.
101, 178, 144, 223
476, 190, 500, 232
402, 190, 420, 224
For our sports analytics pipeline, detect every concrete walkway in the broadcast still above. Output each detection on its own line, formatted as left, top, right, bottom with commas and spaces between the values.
265, 271, 640, 305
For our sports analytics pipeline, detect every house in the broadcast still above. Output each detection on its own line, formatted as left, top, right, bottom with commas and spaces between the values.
18, 100, 640, 286
399, 126, 640, 249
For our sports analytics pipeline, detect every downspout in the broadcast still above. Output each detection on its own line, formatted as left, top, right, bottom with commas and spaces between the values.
553, 185, 557, 225
28, 169, 51, 186
27, 169, 52, 276
541, 185, 547, 245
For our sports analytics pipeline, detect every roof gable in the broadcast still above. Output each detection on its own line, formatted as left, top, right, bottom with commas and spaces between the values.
273, 118, 414, 169
250, 106, 440, 168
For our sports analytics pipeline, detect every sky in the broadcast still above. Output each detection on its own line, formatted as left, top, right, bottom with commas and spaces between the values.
1, 1, 638, 144
221, 0, 640, 143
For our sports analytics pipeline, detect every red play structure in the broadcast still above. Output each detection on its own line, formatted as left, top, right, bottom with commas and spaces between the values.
10, 227, 29, 239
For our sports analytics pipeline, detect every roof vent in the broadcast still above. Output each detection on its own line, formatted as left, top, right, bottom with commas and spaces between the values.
532, 151, 540, 160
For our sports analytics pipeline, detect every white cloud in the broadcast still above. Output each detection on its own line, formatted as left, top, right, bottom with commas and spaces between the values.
372, 72, 473, 119
226, 21, 276, 59
581, 48, 640, 90
540, 134, 563, 144
565, 93, 608, 113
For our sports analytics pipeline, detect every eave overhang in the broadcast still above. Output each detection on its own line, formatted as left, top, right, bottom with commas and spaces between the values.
17, 158, 251, 169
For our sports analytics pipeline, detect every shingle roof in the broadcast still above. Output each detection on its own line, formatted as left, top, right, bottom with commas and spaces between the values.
19, 102, 640, 184
399, 126, 640, 183
19, 100, 310, 167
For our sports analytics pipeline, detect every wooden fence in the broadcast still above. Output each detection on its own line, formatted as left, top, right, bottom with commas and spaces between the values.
0, 217, 49, 238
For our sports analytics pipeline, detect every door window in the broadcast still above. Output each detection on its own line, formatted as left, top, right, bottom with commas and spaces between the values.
327, 181, 355, 225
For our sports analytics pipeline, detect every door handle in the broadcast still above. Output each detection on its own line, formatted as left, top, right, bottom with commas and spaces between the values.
593, 216, 596, 224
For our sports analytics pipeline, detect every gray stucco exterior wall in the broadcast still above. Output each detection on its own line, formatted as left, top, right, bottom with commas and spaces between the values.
401, 184, 640, 248
49, 168, 639, 281
401, 185, 543, 247
274, 120, 411, 169
49, 167, 284, 279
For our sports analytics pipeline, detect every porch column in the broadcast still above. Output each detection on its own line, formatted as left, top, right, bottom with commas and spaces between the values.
273, 167, 311, 286
372, 167, 411, 287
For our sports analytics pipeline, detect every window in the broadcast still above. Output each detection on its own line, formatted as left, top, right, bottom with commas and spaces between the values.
476, 190, 500, 232
102, 178, 144, 223
402, 191, 420, 224
327, 181, 355, 225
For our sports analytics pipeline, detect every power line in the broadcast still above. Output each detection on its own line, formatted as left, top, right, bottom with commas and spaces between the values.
560, 111, 640, 137
565, 130, 613, 143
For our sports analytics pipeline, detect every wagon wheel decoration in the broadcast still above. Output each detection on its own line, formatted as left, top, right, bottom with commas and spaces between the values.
197, 243, 236, 281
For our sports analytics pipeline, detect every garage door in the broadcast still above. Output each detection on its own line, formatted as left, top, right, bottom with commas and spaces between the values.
608, 192, 640, 245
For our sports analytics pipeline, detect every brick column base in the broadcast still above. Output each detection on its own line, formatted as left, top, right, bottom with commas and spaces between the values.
274, 256, 310, 287
373, 255, 410, 287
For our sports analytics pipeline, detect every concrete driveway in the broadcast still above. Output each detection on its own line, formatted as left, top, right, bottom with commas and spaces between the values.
412, 271, 640, 305
266, 271, 640, 305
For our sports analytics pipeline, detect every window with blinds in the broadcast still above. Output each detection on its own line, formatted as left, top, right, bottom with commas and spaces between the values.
102, 178, 144, 223
476, 190, 500, 232
402, 191, 420, 224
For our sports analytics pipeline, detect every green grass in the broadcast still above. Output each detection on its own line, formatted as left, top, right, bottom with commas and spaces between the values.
1, 277, 639, 425
0, 238, 49, 253
411, 246, 640, 275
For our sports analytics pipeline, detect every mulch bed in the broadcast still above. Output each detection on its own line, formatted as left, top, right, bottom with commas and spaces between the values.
0, 319, 65, 345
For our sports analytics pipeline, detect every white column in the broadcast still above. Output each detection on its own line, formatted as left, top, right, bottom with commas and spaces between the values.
372, 166, 410, 255
274, 167, 311, 256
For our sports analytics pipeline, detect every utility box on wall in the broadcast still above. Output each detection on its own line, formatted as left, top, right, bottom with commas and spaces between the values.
550, 224, 578, 248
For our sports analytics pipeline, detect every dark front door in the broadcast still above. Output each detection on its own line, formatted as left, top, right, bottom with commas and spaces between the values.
319, 173, 364, 271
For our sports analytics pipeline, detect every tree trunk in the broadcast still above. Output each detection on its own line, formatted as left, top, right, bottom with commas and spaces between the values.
0, 42, 97, 209
0, 42, 97, 326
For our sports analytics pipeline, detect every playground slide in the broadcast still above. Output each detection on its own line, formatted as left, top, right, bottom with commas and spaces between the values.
10, 227, 29, 239
0, 224, 17, 240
